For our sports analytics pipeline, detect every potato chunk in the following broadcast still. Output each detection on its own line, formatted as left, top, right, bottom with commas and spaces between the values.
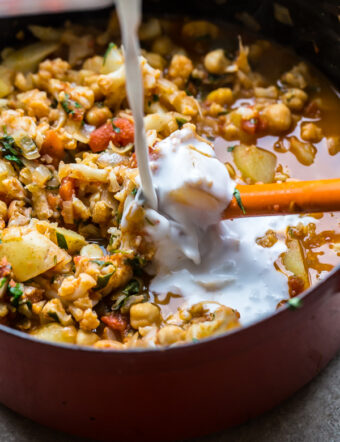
233, 144, 277, 183
3, 42, 59, 73
31, 323, 77, 344
283, 239, 309, 287
0, 229, 66, 281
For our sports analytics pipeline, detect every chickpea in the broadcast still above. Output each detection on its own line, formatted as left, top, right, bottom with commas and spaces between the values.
182, 21, 218, 40
300, 122, 323, 143
151, 36, 175, 56
262, 103, 292, 132
130, 302, 161, 329
207, 87, 233, 106
204, 49, 230, 75
327, 136, 340, 156
281, 88, 308, 111
281, 62, 309, 89
157, 325, 185, 346
254, 86, 278, 99
76, 330, 99, 346
142, 51, 166, 70
80, 244, 104, 258
139, 18, 162, 41
85, 105, 112, 127
289, 136, 316, 166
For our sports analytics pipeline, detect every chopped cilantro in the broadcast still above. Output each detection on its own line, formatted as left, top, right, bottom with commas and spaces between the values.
126, 256, 146, 276
90, 259, 111, 267
131, 187, 137, 196
103, 42, 116, 65
112, 121, 121, 133
233, 188, 246, 215
115, 211, 122, 225
48, 312, 60, 322
56, 232, 68, 250
288, 297, 303, 310
94, 271, 115, 291
122, 279, 140, 296
0, 131, 23, 168
227, 145, 235, 152
61, 93, 81, 117
0, 277, 7, 288
176, 117, 187, 129
9, 283, 23, 307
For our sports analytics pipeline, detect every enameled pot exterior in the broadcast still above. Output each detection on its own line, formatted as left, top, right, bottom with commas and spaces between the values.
0, 1, 340, 440
1, 269, 340, 441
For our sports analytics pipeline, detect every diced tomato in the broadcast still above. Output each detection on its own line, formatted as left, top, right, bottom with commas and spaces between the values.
89, 118, 134, 153
101, 313, 128, 333
59, 177, 76, 201
241, 116, 267, 134
41, 130, 65, 160
111, 117, 134, 147
46, 193, 61, 210
288, 276, 305, 297
0, 257, 11, 278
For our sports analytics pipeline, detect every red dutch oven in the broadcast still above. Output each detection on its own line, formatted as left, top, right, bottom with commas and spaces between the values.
0, 1, 340, 440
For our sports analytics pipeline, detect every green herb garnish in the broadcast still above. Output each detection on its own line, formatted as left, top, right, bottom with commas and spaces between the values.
176, 117, 187, 129
122, 279, 140, 296
126, 256, 146, 276
0, 277, 7, 288
94, 271, 115, 291
233, 188, 246, 215
153, 94, 159, 102
288, 297, 303, 310
185, 89, 193, 96
56, 232, 68, 250
103, 42, 116, 65
227, 145, 235, 152
61, 93, 81, 117
9, 283, 23, 307
112, 121, 121, 133
90, 260, 111, 267
131, 187, 137, 196
48, 312, 60, 322
0, 129, 23, 168
218, 110, 229, 116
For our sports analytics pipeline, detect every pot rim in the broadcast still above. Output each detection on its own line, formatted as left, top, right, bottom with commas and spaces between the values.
1, 262, 339, 356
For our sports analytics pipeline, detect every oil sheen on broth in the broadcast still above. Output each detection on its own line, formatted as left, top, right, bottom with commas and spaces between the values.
117, 5, 332, 325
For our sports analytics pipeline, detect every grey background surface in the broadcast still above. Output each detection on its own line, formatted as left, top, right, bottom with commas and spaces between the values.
0, 352, 339, 442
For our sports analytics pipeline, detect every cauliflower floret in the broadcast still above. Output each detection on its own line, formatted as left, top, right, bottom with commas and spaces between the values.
58, 273, 97, 301
168, 54, 193, 88
17, 89, 51, 119
41, 298, 73, 326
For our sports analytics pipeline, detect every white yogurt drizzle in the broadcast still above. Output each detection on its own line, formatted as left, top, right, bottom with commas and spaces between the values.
117, 2, 311, 325
115, 0, 158, 209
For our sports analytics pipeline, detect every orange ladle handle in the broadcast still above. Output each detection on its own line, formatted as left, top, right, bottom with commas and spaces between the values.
223, 178, 340, 218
